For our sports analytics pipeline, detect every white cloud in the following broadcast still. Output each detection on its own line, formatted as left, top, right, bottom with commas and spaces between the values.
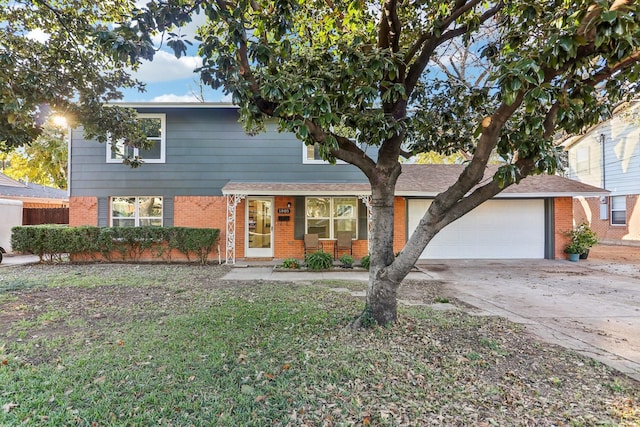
151, 93, 202, 102
131, 50, 202, 83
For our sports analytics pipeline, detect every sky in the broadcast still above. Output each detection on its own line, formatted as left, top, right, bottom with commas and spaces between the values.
118, 8, 227, 104
118, 50, 228, 103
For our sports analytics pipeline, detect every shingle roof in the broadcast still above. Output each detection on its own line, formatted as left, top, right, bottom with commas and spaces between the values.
222, 164, 608, 197
0, 173, 68, 200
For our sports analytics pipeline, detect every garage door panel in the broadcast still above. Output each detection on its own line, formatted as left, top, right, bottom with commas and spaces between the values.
408, 199, 545, 259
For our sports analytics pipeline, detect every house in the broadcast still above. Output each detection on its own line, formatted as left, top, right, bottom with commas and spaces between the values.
564, 103, 640, 245
68, 103, 608, 262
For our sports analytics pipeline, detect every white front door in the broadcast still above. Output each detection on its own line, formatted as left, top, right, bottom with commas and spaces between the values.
246, 197, 274, 257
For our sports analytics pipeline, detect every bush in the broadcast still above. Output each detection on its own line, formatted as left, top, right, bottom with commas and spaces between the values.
339, 254, 354, 267
305, 250, 333, 271
10, 225, 220, 264
359, 254, 371, 270
280, 258, 301, 269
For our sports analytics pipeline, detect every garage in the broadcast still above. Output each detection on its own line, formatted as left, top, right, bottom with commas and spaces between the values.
407, 199, 546, 259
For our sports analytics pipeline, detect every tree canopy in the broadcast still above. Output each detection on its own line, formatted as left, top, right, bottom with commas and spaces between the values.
0, 0, 153, 152
117, 0, 640, 325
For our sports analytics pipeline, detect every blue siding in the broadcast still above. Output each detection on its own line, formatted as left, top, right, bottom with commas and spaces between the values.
70, 107, 368, 199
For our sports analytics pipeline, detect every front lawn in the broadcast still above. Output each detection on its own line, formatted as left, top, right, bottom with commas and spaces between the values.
0, 264, 638, 426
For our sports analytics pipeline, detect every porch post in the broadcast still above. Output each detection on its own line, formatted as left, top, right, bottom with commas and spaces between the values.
357, 195, 373, 253
226, 194, 246, 264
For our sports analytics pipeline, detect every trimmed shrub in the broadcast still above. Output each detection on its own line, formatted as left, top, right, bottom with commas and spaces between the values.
10, 225, 220, 264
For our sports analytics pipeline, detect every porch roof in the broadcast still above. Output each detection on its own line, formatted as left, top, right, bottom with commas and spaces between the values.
221, 164, 609, 198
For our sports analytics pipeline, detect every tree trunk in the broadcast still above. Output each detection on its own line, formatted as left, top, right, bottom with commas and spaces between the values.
353, 165, 410, 327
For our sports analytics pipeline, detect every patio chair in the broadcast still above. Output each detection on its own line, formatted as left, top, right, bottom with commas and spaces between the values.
304, 233, 323, 256
334, 231, 353, 259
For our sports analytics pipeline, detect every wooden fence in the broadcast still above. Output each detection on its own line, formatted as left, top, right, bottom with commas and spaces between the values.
23, 208, 69, 225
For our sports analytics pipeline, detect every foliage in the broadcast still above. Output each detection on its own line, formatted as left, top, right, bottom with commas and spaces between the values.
339, 254, 354, 267
10, 225, 220, 264
280, 257, 301, 269
564, 223, 599, 255
304, 250, 333, 271
359, 254, 371, 270
116, 0, 640, 324
0, 120, 68, 188
0, 0, 153, 152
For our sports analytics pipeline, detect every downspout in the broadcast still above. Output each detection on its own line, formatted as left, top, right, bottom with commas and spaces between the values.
600, 133, 606, 189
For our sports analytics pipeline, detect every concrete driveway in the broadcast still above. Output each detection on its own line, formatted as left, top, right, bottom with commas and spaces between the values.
417, 258, 640, 382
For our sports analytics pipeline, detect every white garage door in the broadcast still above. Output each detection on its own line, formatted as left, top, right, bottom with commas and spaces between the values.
407, 199, 545, 259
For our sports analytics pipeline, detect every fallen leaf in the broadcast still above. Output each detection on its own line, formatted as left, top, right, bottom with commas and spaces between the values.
264, 372, 275, 380
93, 375, 107, 385
2, 402, 18, 413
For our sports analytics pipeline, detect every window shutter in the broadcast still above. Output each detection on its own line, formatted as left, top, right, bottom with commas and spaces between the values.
294, 196, 305, 240
357, 198, 368, 240
163, 197, 174, 227
98, 197, 108, 227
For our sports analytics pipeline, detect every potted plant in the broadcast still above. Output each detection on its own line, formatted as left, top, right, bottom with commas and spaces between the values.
564, 223, 599, 261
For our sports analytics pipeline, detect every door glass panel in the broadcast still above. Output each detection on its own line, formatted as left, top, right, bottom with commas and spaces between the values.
248, 199, 272, 249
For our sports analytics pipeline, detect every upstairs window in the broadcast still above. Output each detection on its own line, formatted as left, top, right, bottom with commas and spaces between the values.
111, 196, 163, 227
107, 113, 166, 163
306, 197, 357, 239
303, 143, 346, 164
611, 196, 627, 226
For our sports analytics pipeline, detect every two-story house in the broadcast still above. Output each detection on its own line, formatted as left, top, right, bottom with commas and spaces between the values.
564, 103, 640, 245
68, 103, 607, 262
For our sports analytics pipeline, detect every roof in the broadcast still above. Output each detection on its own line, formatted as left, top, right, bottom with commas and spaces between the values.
222, 164, 608, 198
0, 173, 68, 201
109, 102, 237, 110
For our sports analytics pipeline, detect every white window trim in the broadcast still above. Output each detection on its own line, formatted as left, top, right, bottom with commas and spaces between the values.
610, 195, 627, 226
305, 197, 358, 240
110, 196, 164, 227
302, 143, 346, 165
107, 113, 166, 164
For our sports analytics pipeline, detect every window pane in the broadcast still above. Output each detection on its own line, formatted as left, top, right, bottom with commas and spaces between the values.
139, 197, 162, 217
112, 197, 136, 217
306, 144, 320, 161
140, 218, 162, 227
334, 219, 357, 238
611, 196, 626, 210
113, 218, 135, 227
333, 198, 357, 218
308, 219, 330, 238
612, 210, 626, 225
307, 198, 330, 218
139, 118, 162, 138
140, 140, 161, 160
111, 140, 135, 160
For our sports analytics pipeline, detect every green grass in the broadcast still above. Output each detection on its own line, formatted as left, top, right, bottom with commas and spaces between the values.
0, 265, 639, 426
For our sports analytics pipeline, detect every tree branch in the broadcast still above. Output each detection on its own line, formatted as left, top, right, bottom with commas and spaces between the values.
404, 1, 504, 96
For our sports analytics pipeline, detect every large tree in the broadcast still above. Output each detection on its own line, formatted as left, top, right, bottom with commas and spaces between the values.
0, 0, 153, 154
122, 0, 640, 326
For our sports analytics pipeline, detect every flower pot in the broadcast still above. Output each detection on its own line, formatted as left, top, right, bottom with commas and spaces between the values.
579, 250, 589, 260
567, 253, 580, 262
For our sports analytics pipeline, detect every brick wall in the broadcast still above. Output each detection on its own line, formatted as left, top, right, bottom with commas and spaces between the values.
554, 197, 573, 259
574, 195, 640, 243
69, 196, 98, 226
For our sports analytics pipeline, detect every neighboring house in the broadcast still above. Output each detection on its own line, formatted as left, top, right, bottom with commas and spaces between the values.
68, 103, 607, 262
0, 172, 68, 208
564, 103, 640, 245
0, 172, 68, 251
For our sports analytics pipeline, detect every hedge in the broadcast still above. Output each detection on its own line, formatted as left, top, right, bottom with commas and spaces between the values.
11, 225, 221, 264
